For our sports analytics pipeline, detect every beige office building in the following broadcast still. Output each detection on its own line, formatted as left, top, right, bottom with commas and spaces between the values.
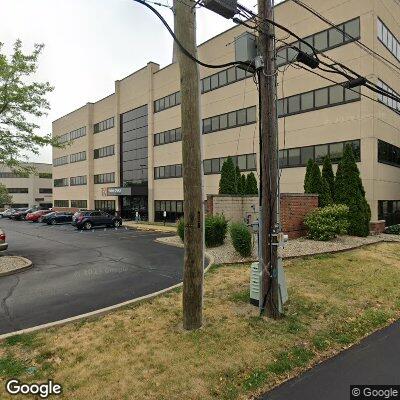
52, 0, 400, 225
0, 163, 53, 208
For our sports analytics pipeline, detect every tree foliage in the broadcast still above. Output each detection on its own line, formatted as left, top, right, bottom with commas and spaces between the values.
219, 157, 237, 194
322, 155, 335, 199
335, 144, 371, 237
0, 183, 12, 206
0, 40, 59, 172
304, 158, 314, 193
304, 159, 332, 207
236, 166, 245, 195
245, 172, 258, 195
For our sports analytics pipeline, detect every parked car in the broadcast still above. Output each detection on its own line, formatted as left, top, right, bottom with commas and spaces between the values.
72, 210, 122, 230
39, 212, 56, 223
45, 211, 74, 225
0, 228, 8, 252
10, 208, 30, 220
25, 209, 52, 222
0, 209, 15, 218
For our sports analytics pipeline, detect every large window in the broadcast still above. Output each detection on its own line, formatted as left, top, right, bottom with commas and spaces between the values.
377, 80, 400, 114
70, 175, 87, 186
70, 151, 86, 163
277, 18, 360, 67
94, 145, 115, 159
154, 127, 182, 146
377, 18, 400, 63
154, 164, 183, 180
154, 200, 184, 222
70, 127, 86, 141
7, 188, 28, 194
94, 172, 115, 184
0, 172, 28, 178
379, 200, 400, 226
378, 140, 400, 167
53, 156, 69, 167
154, 91, 181, 113
203, 154, 257, 175
39, 188, 52, 194
71, 200, 87, 208
94, 117, 114, 134
54, 200, 69, 207
54, 178, 69, 187
39, 173, 52, 179
278, 84, 361, 118
94, 200, 116, 212
279, 140, 361, 168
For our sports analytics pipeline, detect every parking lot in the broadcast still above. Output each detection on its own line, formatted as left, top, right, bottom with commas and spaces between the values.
0, 218, 184, 335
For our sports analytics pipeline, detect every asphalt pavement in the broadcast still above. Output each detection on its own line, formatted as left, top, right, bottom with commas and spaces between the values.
0, 218, 184, 334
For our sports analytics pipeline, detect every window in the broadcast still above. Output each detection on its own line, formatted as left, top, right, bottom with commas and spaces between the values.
154, 200, 184, 221
276, 17, 360, 67
203, 154, 257, 175
70, 151, 86, 163
379, 200, 400, 226
71, 200, 87, 208
53, 156, 69, 167
54, 178, 69, 187
70, 175, 87, 186
329, 85, 344, 104
94, 200, 116, 211
39, 172, 52, 179
64, 126, 86, 142
279, 140, 361, 168
54, 200, 69, 207
94, 145, 115, 159
94, 173, 115, 184
94, 117, 115, 134
154, 91, 181, 113
7, 188, 28, 194
0, 172, 28, 178
288, 95, 301, 114
377, 18, 400, 63
314, 87, 329, 108
154, 164, 182, 179
39, 188, 52, 194
377, 79, 400, 114
378, 140, 400, 168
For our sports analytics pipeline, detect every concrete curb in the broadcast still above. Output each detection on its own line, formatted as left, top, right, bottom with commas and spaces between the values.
0, 257, 33, 277
123, 223, 176, 234
0, 252, 215, 340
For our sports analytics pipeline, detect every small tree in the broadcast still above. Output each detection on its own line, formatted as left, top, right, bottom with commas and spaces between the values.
322, 155, 335, 199
335, 144, 370, 237
219, 157, 237, 194
319, 177, 333, 207
236, 166, 244, 195
245, 172, 258, 195
304, 158, 314, 193
0, 184, 12, 207
306, 160, 323, 195
239, 174, 246, 195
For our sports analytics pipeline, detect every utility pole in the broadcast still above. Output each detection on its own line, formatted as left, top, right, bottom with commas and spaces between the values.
258, 0, 281, 319
173, 0, 204, 330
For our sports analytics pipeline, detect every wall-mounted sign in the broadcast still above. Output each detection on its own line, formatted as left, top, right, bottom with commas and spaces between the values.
107, 187, 133, 196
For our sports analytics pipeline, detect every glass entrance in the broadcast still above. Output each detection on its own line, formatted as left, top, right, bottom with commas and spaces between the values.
121, 195, 148, 220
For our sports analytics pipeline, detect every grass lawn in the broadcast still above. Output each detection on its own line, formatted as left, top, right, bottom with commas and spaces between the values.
1, 243, 400, 399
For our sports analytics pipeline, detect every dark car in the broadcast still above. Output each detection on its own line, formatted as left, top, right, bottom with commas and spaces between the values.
45, 211, 74, 225
72, 210, 122, 230
10, 208, 31, 220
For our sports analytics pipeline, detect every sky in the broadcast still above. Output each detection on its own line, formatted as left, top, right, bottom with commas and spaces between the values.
0, 0, 273, 163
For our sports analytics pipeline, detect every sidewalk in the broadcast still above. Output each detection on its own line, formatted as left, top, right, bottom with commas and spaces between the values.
123, 220, 177, 233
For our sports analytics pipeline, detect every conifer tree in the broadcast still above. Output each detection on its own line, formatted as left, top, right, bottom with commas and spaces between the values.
219, 157, 237, 194
240, 174, 246, 195
319, 177, 333, 207
322, 155, 335, 199
304, 159, 314, 193
245, 172, 258, 195
236, 166, 243, 195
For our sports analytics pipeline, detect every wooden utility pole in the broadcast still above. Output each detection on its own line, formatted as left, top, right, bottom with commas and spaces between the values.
258, 0, 281, 318
173, 0, 204, 330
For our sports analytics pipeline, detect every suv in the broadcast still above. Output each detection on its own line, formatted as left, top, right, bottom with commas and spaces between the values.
72, 210, 122, 230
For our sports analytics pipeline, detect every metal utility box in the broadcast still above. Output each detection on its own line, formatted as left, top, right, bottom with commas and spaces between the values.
204, 0, 238, 19
250, 262, 261, 306
235, 32, 257, 72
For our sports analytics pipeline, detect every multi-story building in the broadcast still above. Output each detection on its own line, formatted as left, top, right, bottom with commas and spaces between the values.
52, 0, 400, 225
0, 163, 53, 208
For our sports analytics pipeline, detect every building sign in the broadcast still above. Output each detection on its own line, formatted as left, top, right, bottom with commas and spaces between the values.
107, 187, 133, 196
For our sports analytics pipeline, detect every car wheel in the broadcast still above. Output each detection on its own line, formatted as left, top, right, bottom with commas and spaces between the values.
84, 221, 92, 230
113, 220, 121, 228
51, 219, 57, 225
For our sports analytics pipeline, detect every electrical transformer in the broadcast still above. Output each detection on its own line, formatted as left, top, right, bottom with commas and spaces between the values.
203, 0, 238, 19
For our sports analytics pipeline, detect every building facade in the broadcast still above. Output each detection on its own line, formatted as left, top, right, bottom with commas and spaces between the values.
52, 0, 400, 224
0, 163, 53, 208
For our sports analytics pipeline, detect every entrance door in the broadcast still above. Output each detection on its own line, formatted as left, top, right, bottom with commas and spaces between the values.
121, 196, 148, 220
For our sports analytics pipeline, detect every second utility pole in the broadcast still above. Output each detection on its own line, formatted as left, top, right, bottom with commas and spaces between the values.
173, 0, 204, 330
258, 0, 281, 319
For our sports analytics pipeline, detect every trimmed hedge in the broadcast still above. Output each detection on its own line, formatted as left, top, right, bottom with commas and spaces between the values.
385, 224, 400, 235
177, 214, 228, 248
304, 204, 349, 241
230, 222, 252, 257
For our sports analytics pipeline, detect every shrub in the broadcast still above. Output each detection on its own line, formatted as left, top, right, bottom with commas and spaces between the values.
245, 172, 258, 195
304, 204, 350, 241
219, 157, 237, 194
230, 222, 252, 257
178, 215, 228, 247
385, 224, 400, 234
177, 217, 185, 242
205, 214, 228, 247
335, 144, 370, 237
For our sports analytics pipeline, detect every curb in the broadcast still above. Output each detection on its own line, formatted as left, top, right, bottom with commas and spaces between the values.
0, 253, 215, 340
123, 223, 176, 234
0, 257, 33, 277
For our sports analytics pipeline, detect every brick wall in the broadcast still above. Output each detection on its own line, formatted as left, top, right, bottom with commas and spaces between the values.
206, 193, 318, 239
